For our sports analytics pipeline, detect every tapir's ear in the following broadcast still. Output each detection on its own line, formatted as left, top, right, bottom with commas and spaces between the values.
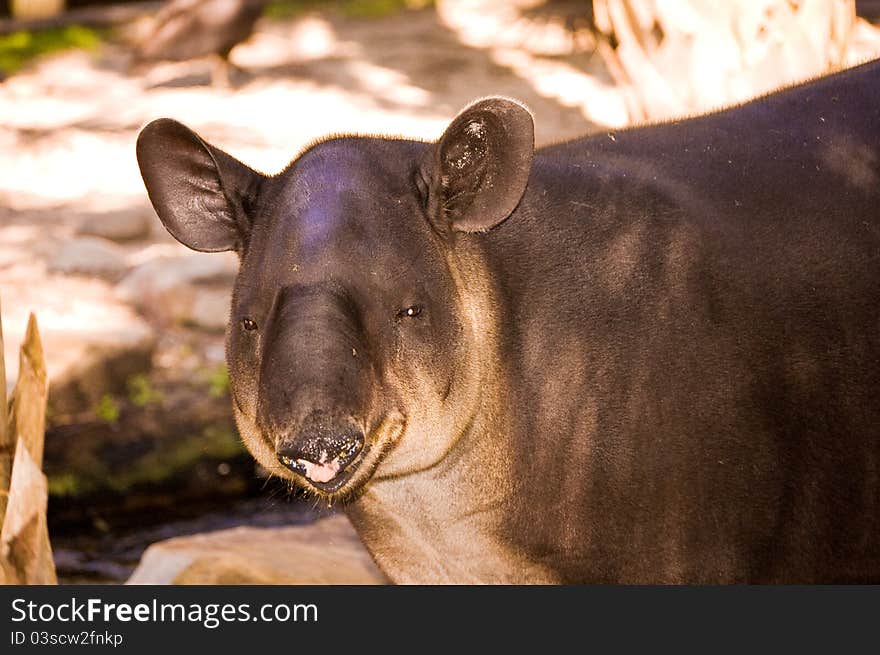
424, 97, 534, 233
136, 118, 264, 252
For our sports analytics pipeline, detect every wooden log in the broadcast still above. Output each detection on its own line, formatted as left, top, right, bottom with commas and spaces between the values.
7, 313, 47, 469
0, 297, 8, 526
0, 312, 56, 585
0, 438, 56, 584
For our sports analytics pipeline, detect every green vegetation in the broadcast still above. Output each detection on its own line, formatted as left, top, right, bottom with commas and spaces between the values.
0, 25, 102, 75
93, 394, 120, 423
266, 0, 433, 21
47, 471, 80, 497
127, 374, 164, 408
206, 364, 230, 398
47, 424, 245, 497
0, 1, 430, 73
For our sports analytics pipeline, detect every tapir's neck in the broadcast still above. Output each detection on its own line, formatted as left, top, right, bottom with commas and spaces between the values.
347, 238, 559, 584
347, 394, 559, 584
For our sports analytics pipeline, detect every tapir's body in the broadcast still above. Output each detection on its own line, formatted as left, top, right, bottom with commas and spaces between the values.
137, 59, 880, 583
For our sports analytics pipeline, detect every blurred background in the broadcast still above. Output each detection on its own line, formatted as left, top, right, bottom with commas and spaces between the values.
1, 0, 879, 583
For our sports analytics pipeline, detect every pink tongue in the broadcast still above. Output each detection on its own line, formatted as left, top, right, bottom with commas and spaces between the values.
298, 459, 341, 483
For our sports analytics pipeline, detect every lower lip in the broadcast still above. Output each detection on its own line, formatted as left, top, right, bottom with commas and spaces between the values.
299, 445, 371, 494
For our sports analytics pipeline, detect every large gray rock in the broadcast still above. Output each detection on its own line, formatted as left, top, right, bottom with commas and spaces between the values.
127, 514, 387, 585
48, 237, 129, 281
117, 252, 238, 332
76, 207, 153, 242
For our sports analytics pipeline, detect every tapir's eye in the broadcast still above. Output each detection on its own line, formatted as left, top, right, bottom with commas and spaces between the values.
396, 305, 424, 320
241, 317, 258, 331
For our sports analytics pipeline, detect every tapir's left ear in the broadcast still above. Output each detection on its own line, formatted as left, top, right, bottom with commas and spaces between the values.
424, 97, 534, 233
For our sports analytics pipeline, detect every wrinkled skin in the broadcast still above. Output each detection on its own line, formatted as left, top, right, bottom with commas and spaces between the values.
138, 60, 880, 583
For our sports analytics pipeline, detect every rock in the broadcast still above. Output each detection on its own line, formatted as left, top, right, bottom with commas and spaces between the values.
76, 208, 153, 242
2, 275, 156, 415
48, 237, 129, 281
53, 548, 133, 583
119, 251, 239, 291
117, 252, 238, 332
186, 287, 233, 332
127, 514, 386, 585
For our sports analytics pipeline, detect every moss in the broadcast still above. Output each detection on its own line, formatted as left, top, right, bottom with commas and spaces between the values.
47, 471, 82, 497
265, 0, 433, 21
127, 374, 164, 408
105, 426, 243, 490
93, 394, 120, 423
206, 364, 230, 398
47, 425, 246, 498
0, 25, 103, 75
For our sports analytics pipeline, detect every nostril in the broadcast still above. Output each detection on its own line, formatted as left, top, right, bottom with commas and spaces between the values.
277, 451, 307, 476
335, 431, 365, 460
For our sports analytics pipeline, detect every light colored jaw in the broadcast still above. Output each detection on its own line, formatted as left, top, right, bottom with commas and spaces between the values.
350, 466, 560, 584
369, 240, 497, 480
232, 404, 292, 480
347, 239, 547, 583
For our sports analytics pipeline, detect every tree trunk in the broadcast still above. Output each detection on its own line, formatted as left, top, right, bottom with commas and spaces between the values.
0, 309, 56, 585
592, 0, 863, 122
0, 298, 8, 524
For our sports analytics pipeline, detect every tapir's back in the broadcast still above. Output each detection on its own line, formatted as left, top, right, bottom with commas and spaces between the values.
544, 56, 880, 237
490, 59, 880, 582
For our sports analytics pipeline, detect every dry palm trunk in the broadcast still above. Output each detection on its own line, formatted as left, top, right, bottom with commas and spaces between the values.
0, 307, 56, 585
593, 0, 860, 123
10, 0, 65, 20
7, 315, 48, 469
0, 299, 8, 522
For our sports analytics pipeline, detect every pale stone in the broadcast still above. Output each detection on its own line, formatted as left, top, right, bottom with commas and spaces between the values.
76, 208, 153, 243
117, 252, 238, 332
127, 514, 387, 585
48, 237, 129, 281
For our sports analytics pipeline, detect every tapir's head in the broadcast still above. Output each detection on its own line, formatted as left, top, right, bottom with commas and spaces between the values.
136, 99, 534, 498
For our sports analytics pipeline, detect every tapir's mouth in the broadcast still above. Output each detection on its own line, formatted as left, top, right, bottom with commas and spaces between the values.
276, 413, 406, 497
278, 443, 371, 494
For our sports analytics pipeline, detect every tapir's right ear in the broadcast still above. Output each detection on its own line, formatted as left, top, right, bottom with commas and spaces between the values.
136, 119, 264, 252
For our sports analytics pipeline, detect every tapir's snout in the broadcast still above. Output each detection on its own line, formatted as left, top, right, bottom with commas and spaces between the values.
252, 284, 378, 492
276, 411, 366, 490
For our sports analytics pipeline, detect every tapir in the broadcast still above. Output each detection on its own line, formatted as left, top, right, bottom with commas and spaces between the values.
136, 57, 880, 583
